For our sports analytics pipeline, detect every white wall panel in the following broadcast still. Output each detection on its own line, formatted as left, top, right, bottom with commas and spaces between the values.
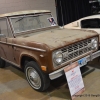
0, 0, 56, 20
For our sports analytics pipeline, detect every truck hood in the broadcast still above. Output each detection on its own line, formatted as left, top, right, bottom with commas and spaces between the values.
17, 28, 98, 49
78, 28, 100, 42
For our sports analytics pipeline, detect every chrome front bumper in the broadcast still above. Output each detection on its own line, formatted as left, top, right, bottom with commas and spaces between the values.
49, 50, 100, 80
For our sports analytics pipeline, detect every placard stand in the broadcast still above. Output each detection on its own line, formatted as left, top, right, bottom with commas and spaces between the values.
64, 62, 85, 100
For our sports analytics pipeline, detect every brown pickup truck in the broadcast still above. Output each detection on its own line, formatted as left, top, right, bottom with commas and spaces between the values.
0, 10, 99, 92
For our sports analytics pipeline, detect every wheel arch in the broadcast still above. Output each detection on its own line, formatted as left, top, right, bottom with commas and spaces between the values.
20, 53, 41, 71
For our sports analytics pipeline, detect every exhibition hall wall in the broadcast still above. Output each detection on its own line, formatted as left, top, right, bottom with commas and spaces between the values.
0, 0, 57, 20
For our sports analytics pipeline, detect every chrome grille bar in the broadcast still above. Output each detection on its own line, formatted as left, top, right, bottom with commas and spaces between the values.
61, 38, 92, 63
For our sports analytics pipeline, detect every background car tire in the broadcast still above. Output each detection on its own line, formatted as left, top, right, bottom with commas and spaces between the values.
25, 61, 50, 92
0, 58, 5, 68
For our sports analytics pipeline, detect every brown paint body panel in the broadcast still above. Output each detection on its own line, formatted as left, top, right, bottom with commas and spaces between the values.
0, 11, 99, 74
17, 28, 98, 50
0, 28, 98, 73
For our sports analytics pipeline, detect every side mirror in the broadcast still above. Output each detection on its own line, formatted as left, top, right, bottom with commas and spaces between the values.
0, 34, 6, 38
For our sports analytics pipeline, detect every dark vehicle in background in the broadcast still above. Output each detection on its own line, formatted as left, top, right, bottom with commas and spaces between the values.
89, 0, 100, 14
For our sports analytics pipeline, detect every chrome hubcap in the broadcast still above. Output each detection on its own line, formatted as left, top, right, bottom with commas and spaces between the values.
27, 67, 41, 89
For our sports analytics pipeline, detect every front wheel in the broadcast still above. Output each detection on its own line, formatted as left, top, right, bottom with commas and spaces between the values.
25, 61, 50, 92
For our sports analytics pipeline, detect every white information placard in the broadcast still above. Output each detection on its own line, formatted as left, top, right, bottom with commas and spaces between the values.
64, 62, 85, 100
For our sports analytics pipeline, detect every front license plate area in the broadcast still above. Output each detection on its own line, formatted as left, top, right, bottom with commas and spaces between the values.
78, 57, 87, 67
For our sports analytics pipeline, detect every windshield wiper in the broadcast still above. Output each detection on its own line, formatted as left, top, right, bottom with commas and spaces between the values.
15, 15, 26, 23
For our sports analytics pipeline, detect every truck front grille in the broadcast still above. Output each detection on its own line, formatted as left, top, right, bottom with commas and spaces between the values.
61, 38, 92, 63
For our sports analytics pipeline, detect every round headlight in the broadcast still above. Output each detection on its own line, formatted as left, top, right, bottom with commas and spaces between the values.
53, 51, 63, 64
91, 38, 98, 49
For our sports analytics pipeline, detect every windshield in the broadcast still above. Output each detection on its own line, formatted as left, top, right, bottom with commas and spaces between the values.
10, 14, 57, 33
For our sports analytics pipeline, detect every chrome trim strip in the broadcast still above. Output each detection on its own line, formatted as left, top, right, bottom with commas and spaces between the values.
6, 17, 15, 37
52, 37, 98, 68
0, 10, 51, 18
1, 57, 20, 67
49, 50, 100, 80
0, 41, 46, 52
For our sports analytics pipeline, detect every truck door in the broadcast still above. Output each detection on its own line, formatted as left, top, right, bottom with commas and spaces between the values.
0, 18, 15, 63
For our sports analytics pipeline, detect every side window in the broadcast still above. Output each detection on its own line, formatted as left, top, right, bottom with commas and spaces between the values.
81, 19, 99, 28
0, 18, 12, 37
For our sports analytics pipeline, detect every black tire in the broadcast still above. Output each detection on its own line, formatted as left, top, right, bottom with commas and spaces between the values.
0, 58, 5, 68
25, 61, 50, 92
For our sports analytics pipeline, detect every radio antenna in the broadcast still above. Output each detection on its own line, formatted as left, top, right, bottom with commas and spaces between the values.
60, 0, 64, 28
